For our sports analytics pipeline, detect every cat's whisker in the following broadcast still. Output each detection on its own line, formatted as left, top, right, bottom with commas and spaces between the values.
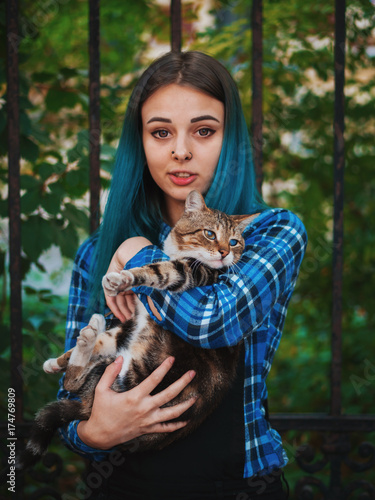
225, 262, 242, 283
191, 259, 201, 274
231, 263, 241, 275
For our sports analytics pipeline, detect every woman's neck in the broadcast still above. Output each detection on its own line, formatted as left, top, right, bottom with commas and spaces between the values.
162, 196, 185, 227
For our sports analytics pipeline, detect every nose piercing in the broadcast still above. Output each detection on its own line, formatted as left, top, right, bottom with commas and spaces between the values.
171, 151, 193, 160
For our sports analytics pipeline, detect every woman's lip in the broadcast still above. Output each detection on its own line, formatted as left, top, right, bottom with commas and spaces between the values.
168, 173, 198, 186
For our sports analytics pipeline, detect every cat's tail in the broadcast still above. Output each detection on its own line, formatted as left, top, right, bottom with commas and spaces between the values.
16, 399, 84, 471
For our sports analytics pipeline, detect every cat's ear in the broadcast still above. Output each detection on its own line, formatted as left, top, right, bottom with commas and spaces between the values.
184, 190, 207, 213
233, 213, 260, 233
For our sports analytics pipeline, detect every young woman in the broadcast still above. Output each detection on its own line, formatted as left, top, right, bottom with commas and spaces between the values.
58, 51, 307, 499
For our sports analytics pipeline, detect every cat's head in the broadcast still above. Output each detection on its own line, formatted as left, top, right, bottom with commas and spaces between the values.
163, 191, 258, 269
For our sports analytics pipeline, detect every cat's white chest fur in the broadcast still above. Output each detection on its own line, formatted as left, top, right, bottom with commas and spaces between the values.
117, 298, 149, 378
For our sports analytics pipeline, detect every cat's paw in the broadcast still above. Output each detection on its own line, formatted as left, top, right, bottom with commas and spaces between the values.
88, 313, 106, 334
43, 358, 63, 373
102, 270, 134, 296
102, 271, 122, 296
77, 322, 99, 348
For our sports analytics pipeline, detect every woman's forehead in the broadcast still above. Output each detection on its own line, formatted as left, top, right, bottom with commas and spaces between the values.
141, 84, 224, 123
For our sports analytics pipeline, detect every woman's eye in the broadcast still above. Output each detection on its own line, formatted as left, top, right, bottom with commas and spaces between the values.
229, 239, 238, 246
204, 230, 216, 240
198, 128, 215, 137
152, 130, 169, 139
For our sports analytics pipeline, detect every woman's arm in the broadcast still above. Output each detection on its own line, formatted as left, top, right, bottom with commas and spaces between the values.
119, 209, 307, 349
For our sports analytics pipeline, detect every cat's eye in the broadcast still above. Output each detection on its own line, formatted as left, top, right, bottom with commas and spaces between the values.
204, 230, 216, 240
229, 239, 238, 246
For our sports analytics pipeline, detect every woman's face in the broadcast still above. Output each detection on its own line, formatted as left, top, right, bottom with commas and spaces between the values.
141, 84, 224, 225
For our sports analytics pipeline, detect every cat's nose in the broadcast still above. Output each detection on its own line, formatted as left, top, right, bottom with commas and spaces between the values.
219, 249, 229, 258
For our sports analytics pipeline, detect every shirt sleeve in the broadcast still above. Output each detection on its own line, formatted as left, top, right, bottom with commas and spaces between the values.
126, 209, 308, 349
57, 235, 113, 461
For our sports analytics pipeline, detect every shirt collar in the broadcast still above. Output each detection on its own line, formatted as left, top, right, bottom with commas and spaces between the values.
158, 221, 172, 245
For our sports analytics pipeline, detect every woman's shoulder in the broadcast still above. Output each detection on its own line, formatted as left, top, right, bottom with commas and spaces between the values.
243, 207, 308, 243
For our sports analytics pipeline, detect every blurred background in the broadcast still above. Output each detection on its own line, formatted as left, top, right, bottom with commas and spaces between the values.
1, 0, 374, 497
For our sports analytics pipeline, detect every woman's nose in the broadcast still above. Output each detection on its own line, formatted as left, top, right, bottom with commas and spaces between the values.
171, 150, 193, 161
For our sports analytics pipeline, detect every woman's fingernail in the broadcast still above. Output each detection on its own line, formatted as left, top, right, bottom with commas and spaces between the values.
168, 356, 175, 365
189, 370, 196, 379
114, 356, 123, 364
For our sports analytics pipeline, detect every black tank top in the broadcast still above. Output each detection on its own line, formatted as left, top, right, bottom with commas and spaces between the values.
85, 346, 283, 499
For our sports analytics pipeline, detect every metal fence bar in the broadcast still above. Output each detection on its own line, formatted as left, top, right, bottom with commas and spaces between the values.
271, 413, 375, 433
6, 0, 23, 423
89, 0, 101, 233
171, 0, 181, 53
331, 0, 346, 417
251, 0, 263, 194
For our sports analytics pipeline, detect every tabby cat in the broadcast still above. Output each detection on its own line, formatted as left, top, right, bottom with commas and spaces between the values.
18, 190, 258, 470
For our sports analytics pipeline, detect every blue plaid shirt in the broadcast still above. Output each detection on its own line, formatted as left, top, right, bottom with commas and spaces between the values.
58, 208, 307, 478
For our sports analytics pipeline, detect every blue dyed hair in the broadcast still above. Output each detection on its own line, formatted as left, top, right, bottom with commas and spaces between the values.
90, 51, 265, 310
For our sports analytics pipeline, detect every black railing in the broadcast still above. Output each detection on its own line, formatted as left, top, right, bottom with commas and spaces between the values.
6, 0, 23, 426
3, 0, 375, 498
88, 0, 101, 234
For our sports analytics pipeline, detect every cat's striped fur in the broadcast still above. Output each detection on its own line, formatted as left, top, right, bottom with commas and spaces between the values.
18, 191, 258, 470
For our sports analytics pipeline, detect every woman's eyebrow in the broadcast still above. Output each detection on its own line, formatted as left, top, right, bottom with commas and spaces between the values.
146, 115, 221, 124
191, 115, 220, 123
146, 117, 172, 124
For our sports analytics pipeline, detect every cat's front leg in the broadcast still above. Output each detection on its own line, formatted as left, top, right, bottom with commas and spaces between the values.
103, 260, 219, 295
103, 266, 166, 295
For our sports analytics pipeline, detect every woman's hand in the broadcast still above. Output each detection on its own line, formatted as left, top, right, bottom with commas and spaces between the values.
105, 237, 152, 322
77, 356, 197, 450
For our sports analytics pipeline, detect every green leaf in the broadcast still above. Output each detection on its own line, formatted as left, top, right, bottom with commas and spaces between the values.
21, 190, 40, 214
29, 121, 52, 146
20, 112, 32, 136
19, 96, 33, 110
0, 110, 6, 135
37, 162, 66, 181
63, 203, 89, 231
67, 144, 89, 164
100, 144, 117, 157
54, 222, 79, 259
77, 155, 89, 169
0, 250, 5, 275
45, 88, 80, 112
22, 216, 54, 261
20, 136, 39, 162
59, 67, 79, 79
62, 169, 89, 198
48, 181, 66, 198
41, 193, 61, 215
32, 71, 56, 83
20, 174, 41, 190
